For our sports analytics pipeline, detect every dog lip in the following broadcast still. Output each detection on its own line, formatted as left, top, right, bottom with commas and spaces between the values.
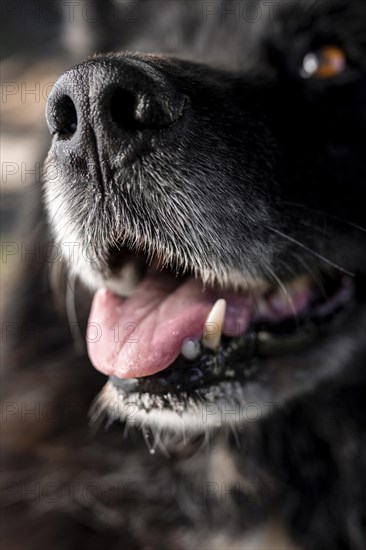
87, 275, 254, 379
87, 247, 355, 387
105, 273, 355, 396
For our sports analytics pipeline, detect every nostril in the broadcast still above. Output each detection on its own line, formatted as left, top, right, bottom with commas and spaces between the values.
51, 95, 78, 138
110, 88, 141, 131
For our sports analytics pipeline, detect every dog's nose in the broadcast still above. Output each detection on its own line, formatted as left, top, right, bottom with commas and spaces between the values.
46, 57, 187, 143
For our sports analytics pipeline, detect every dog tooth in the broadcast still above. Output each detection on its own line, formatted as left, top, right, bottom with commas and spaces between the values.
108, 262, 142, 297
203, 298, 226, 350
181, 339, 201, 361
287, 275, 311, 291
255, 297, 269, 318
268, 292, 289, 315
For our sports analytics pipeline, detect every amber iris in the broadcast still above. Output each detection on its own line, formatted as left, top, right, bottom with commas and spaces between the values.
302, 46, 346, 79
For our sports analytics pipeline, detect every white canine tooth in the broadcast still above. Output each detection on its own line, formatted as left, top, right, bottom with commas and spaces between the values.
203, 299, 227, 350
181, 339, 201, 361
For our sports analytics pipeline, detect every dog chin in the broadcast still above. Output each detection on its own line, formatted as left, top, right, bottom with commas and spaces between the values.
91, 379, 278, 433
89, 302, 366, 434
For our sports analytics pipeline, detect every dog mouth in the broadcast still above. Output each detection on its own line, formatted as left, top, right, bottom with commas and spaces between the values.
87, 245, 355, 396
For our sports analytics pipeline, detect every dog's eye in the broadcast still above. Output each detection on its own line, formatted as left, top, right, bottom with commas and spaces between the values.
301, 46, 347, 79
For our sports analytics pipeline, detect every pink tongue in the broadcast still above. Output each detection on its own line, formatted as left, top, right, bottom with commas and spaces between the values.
87, 272, 252, 379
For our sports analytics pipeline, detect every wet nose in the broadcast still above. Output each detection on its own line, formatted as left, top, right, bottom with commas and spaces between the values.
46, 57, 187, 143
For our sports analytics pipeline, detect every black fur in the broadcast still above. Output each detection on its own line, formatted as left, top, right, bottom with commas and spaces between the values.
2, 1, 366, 548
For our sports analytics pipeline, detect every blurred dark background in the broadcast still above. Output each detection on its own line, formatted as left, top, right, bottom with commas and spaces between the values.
0, 0, 196, 237
1, 0, 115, 236
1, 0, 142, 300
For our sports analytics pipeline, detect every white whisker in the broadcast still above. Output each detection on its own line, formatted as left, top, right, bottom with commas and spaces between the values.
268, 226, 354, 277
283, 201, 366, 234
66, 274, 84, 354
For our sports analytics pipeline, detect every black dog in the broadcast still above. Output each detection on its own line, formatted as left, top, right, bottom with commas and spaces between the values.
2, 1, 366, 548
